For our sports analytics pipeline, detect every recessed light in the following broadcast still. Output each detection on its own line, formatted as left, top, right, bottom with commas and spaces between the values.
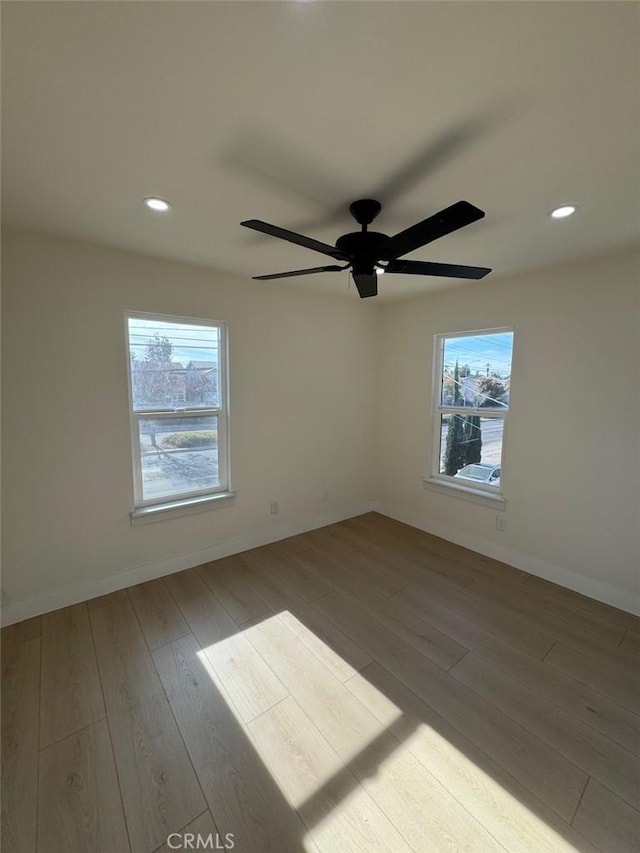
549, 204, 577, 219
143, 197, 172, 213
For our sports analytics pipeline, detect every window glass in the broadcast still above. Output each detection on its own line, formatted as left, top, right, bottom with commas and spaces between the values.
438, 415, 504, 484
128, 318, 220, 411
441, 332, 513, 410
137, 414, 220, 502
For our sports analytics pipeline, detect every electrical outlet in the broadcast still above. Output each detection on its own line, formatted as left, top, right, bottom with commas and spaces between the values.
270, 501, 279, 515
320, 489, 329, 502
496, 514, 506, 532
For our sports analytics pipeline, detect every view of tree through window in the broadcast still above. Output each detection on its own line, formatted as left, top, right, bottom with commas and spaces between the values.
126, 315, 228, 507
435, 330, 513, 489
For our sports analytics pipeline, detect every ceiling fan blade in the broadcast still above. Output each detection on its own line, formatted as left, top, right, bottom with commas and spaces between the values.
386, 259, 491, 279
225, 130, 345, 208
381, 201, 485, 260
241, 219, 346, 260
253, 265, 347, 281
352, 272, 378, 299
371, 117, 494, 206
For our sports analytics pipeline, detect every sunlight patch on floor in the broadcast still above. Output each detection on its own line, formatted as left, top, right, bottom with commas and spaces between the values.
196, 611, 404, 805
347, 670, 584, 853
195, 610, 584, 852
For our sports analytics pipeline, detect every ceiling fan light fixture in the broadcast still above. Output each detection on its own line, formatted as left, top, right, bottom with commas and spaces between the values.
143, 197, 172, 213
549, 204, 577, 219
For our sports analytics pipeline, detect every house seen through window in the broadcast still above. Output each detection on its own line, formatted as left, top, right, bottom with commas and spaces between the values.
433, 329, 514, 494
126, 312, 229, 509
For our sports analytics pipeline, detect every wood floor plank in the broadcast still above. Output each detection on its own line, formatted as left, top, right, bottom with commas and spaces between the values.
197, 555, 273, 625
108, 715, 204, 850
339, 517, 479, 590
361, 513, 638, 635
346, 725, 505, 853
267, 532, 312, 555
546, 642, 640, 715
248, 695, 428, 853
351, 588, 468, 671
40, 604, 105, 748
153, 634, 312, 853
356, 513, 526, 585
241, 554, 372, 682
344, 514, 477, 589
165, 569, 287, 722
1, 637, 40, 853
163, 569, 238, 646
127, 579, 190, 650
86, 589, 128, 610
37, 720, 129, 853
524, 573, 640, 633
255, 545, 340, 599
450, 653, 639, 809
547, 617, 640, 679
572, 778, 640, 853
152, 811, 211, 853
512, 576, 637, 639
346, 663, 601, 853
622, 629, 640, 653
90, 600, 205, 853
466, 577, 625, 648
152, 811, 228, 853
402, 574, 554, 660
251, 544, 333, 602
463, 579, 639, 677
1, 615, 42, 647
244, 613, 384, 759
305, 528, 407, 598
312, 589, 587, 821
90, 599, 163, 710
276, 540, 467, 669
392, 586, 640, 755
311, 563, 468, 671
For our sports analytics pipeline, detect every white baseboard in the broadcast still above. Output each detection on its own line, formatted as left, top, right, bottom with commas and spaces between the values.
376, 502, 640, 617
1, 501, 376, 626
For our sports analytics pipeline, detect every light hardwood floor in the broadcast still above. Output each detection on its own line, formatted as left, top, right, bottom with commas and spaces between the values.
2, 512, 639, 853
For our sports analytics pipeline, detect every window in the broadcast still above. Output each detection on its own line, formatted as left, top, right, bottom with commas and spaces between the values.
429, 328, 514, 500
125, 312, 230, 512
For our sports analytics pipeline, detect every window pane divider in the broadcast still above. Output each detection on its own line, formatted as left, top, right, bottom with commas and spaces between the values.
133, 408, 220, 417
438, 407, 507, 417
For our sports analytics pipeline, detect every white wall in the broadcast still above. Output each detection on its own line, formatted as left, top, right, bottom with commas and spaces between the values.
3, 229, 638, 623
1, 227, 378, 622
375, 248, 640, 614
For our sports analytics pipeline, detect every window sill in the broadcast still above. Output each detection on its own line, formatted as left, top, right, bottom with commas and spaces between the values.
422, 476, 506, 509
130, 491, 236, 526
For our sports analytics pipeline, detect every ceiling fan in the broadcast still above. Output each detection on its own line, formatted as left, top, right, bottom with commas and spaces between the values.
241, 198, 491, 298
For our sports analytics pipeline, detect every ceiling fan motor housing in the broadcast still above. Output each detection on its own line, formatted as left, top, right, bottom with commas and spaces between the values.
335, 231, 389, 273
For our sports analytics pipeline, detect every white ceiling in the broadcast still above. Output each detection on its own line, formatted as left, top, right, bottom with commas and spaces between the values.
3, 1, 639, 302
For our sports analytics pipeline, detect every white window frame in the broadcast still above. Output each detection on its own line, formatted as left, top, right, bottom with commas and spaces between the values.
425, 326, 513, 505
125, 311, 231, 514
